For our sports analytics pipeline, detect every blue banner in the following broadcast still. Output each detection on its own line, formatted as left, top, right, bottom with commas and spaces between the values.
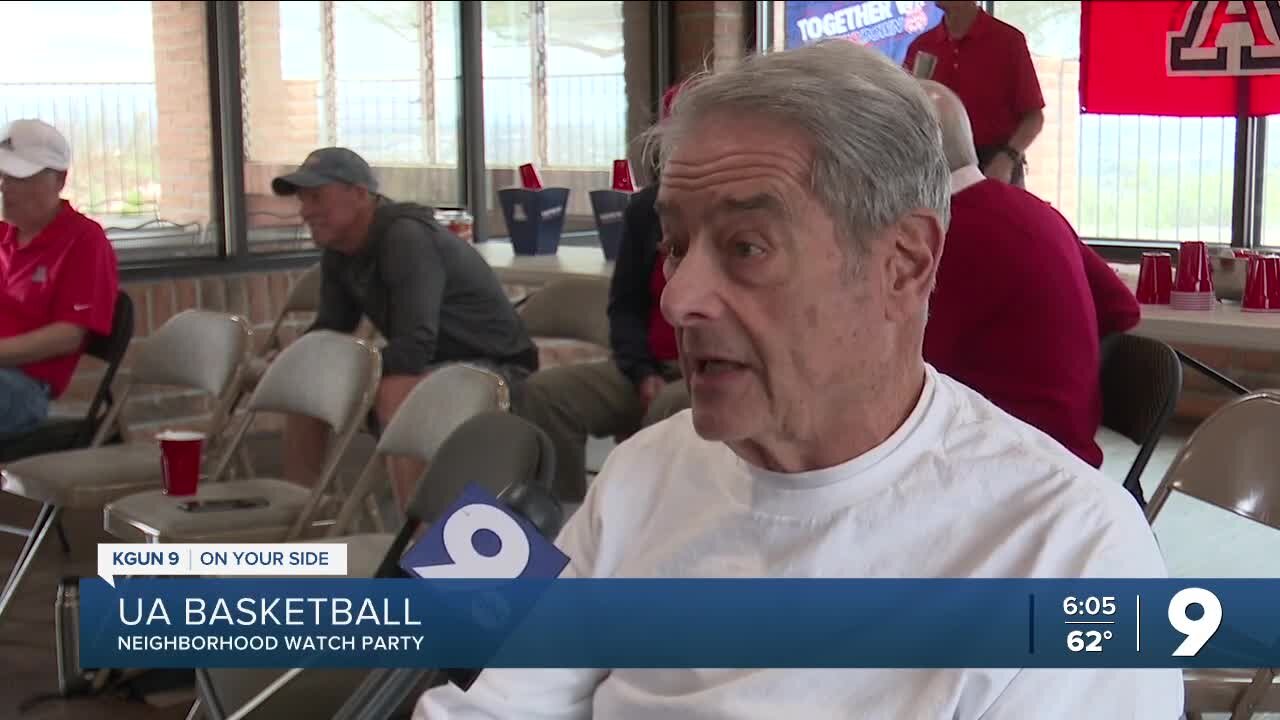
79, 579, 1280, 670
784, 1, 944, 64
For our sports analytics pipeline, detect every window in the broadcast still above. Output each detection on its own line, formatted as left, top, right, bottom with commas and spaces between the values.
0, 1, 217, 259
1264, 117, 1280, 247
481, 1, 649, 239
239, 0, 463, 253
995, 1, 1236, 244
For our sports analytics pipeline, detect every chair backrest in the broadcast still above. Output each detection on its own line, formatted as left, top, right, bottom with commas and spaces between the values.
260, 264, 323, 355
1098, 333, 1182, 506
1146, 390, 1280, 529
131, 310, 253, 397
249, 330, 380, 430
372, 411, 561, 578
80, 291, 135, 443
517, 276, 610, 348
328, 364, 511, 535
283, 264, 323, 314
377, 364, 510, 461
407, 411, 555, 523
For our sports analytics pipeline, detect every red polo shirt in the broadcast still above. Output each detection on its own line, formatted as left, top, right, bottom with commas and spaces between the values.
904, 10, 1045, 148
923, 179, 1139, 469
0, 201, 119, 398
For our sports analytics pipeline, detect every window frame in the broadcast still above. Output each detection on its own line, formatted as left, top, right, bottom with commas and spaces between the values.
753, 0, 1272, 263
106, 0, 669, 282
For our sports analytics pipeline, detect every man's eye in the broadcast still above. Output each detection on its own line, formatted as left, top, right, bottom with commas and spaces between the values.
731, 238, 766, 258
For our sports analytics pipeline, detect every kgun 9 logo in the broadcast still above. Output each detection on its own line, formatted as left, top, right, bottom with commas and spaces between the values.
401, 483, 569, 582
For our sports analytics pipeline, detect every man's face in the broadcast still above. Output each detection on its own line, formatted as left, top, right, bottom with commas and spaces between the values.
297, 183, 366, 249
0, 169, 64, 227
656, 115, 895, 455
935, 1, 974, 13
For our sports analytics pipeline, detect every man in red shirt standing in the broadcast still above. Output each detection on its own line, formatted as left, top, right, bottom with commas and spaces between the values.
0, 119, 119, 435
904, 1, 1044, 187
920, 80, 1139, 471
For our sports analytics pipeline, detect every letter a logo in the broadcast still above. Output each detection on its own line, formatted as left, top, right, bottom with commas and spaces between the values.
1168, 0, 1280, 76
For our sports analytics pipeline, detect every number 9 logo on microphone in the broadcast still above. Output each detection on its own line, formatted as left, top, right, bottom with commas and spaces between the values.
414, 503, 531, 579
400, 483, 570, 582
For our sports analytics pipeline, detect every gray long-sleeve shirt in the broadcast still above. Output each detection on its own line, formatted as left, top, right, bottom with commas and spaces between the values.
310, 201, 538, 377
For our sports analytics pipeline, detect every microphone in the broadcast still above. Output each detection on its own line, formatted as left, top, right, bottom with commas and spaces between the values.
329, 412, 569, 720
438, 481, 566, 692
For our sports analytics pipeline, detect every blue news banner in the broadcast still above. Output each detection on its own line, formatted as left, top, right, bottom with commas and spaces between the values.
80, 484, 1280, 670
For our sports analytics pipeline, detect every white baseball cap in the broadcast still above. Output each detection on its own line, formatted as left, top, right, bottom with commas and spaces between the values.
0, 119, 71, 179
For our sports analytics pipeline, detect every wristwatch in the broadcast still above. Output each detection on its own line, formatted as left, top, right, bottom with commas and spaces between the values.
996, 145, 1024, 165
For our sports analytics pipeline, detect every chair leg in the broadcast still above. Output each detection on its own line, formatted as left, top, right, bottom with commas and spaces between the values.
55, 519, 71, 555
0, 504, 61, 625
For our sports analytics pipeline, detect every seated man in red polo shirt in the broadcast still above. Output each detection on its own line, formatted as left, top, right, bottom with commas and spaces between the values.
920, 81, 1139, 471
0, 119, 119, 435
904, 0, 1044, 188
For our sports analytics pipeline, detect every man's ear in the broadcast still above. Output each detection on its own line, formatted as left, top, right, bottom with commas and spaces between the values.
882, 210, 945, 321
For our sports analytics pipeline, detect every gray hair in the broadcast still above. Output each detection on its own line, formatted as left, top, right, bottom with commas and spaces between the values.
645, 41, 951, 255
918, 79, 979, 172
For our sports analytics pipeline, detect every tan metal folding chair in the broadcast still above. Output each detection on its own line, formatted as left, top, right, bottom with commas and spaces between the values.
517, 276, 611, 348
317, 362, 513, 575
0, 310, 253, 624
1146, 390, 1280, 720
242, 263, 323, 389
102, 330, 380, 543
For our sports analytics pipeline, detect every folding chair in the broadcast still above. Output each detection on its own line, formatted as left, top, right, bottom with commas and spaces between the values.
241, 263, 322, 392
102, 330, 380, 544
1146, 391, 1280, 719
0, 290, 134, 554
1098, 333, 1182, 509
326, 362, 514, 569
0, 310, 252, 625
0, 290, 135, 462
517, 276, 611, 349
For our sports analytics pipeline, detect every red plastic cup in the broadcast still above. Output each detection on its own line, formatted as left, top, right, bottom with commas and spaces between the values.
1268, 256, 1280, 308
611, 159, 635, 192
1174, 241, 1213, 293
1136, 252, 1173, 305
517, 163, 543, 190
157, 430, 204, 496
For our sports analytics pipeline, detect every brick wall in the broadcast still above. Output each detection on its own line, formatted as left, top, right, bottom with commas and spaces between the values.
241, 1, 322, 166
151, 0, 214, 227
673, 1, 749, 80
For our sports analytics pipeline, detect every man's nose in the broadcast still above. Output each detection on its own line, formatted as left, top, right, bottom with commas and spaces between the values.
660, 242, 723, 328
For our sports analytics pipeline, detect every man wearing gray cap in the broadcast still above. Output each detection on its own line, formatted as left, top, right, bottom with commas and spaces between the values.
273, 147, 537, 504
0, 119, 118, 435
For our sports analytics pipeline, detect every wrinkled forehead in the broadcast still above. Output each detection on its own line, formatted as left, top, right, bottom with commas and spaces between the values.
656, 115, 815, 221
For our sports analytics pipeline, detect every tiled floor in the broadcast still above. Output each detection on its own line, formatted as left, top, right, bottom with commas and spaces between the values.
0, 423, 1275, 718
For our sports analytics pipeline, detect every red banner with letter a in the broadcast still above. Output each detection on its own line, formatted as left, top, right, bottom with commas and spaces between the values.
1081, 0, 1280, 117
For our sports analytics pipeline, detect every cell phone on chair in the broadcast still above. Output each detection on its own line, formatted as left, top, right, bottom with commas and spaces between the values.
177, 497, 269, 513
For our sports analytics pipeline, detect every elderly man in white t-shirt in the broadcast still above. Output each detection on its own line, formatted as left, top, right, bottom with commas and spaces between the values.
415, 40, 1183, 719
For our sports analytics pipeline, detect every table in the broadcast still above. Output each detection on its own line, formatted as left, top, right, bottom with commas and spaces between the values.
1133, 303, 1280, 354
1112, 263, 1280, 353
476, 242, 614, 285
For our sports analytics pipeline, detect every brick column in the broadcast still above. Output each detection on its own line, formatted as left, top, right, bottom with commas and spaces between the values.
151, 0, 213, 226
241, 1, 321, 166
623, 0, 656, 182
674, 1, 749, 80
